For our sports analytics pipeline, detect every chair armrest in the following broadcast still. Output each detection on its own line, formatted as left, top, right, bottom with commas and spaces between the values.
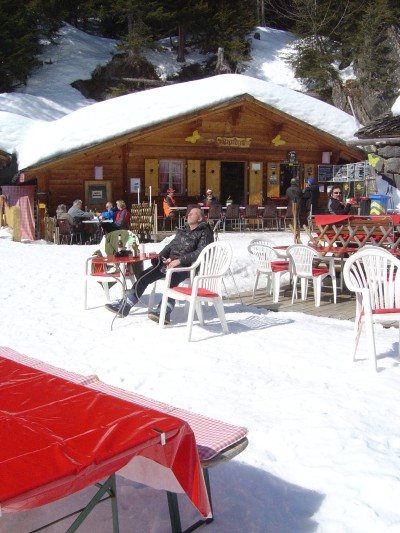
164, 264, 196, 287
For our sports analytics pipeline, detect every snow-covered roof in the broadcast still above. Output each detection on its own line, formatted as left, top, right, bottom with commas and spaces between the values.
2, 74, 361, 170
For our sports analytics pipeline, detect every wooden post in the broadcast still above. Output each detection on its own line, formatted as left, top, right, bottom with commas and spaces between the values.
292, 202, 300, 243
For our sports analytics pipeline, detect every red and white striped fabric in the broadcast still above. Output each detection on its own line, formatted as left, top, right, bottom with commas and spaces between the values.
0, 347, 248, 462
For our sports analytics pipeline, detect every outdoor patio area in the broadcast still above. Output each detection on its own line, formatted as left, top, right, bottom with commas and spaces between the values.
226, 284, 356, 321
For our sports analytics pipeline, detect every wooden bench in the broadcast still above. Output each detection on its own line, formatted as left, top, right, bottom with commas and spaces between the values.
304, 215, 400, 250
3, 348, 248, 533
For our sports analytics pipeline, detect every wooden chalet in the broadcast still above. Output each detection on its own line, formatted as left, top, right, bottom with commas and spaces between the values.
19, 76, 365, 217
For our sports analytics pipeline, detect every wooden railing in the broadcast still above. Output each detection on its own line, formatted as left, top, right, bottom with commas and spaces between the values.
304, 215, 400, 250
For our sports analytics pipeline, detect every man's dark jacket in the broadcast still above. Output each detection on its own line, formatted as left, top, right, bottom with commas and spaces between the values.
160, 222, 214, 266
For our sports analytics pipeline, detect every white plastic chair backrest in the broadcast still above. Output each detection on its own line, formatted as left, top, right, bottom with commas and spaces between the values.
249, 238, 273, 247
194, 242, 232, 295
248, 242, 279, 273
343, 247, 400, 311
287, 244, 318, 276
213, 219, 222, 241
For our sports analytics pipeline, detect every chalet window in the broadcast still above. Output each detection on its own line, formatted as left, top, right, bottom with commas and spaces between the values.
159, 160, 184, 194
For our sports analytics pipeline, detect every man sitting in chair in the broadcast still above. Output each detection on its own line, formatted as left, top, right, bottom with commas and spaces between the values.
105, 207, 213, 324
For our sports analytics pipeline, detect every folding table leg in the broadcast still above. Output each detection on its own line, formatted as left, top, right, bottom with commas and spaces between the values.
30, 475, 119, 533
167, 491, 183, 533
166, 468, 214, 533
65, 474, 119, 533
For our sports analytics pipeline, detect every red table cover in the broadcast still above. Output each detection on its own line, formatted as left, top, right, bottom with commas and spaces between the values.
0, 353, 211, 518
314, 214, 399, 226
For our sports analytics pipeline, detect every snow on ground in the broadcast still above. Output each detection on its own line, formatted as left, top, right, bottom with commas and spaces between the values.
1, 231, 400, 532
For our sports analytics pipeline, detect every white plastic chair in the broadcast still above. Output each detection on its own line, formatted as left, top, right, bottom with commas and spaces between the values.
247, 242, 289, 303
158, 242, 232, 341
84, 230, 140, 309
286, 244, 337, 307
343, 247, 400, 371
83, 257, 137, 309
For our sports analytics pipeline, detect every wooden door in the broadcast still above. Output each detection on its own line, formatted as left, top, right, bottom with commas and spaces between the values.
267, 162, 280, 197
145, 159, 159, 195
187, 160, 201, 196
205, 160, 220, 198
249, 162, 263, 197
304, 163, 316, 187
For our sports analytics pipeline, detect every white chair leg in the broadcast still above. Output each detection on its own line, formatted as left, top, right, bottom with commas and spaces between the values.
313, 277, 321, 307
102, 282, 112, 302
252, 272, 260, 300
398, 323, 400, 357
331, 275, 337, 304
83, 280, 88, 309
291, 275, 298, 303
353, 319, 362, 362
214, 299, 229, 334
272, 273, 280, 303
300, 278, 308, 300
186, 298, 197, 341
196, 301, 204, 326
365, 314, 377, 371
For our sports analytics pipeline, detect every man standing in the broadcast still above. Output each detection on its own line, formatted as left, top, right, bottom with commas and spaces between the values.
285, 178, 302, 205
105, 207, 213, 324
302, 177, 320, 216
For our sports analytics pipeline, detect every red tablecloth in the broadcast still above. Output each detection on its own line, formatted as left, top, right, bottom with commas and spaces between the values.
314, 214, 353, 225
0, 349, 211, 518
314, 214, 400, 226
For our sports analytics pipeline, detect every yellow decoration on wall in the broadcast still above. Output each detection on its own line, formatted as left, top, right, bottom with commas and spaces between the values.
185, 130, 201, 143
344, 184, 349, 191
368, 153, 380, 167
356, 183, 362, 190
272, 134, 286, 146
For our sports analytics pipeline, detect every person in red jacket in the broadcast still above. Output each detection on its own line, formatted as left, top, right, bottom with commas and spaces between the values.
104, 199, 130, 232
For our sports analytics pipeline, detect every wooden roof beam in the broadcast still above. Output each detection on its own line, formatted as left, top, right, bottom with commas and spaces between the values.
231, 106, 242, 125
272, 123, 285, 136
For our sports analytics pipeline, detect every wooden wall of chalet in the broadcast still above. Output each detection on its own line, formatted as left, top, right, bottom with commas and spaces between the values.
23, 96, 364, 215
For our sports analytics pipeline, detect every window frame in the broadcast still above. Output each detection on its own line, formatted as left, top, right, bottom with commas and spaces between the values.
159, 160, 184, 195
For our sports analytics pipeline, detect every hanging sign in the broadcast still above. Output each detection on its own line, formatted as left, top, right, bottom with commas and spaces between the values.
216, 137, 251, 148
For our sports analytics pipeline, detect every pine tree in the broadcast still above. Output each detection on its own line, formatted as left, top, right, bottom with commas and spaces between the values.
203, 0, 257, 71
357, 0, 398, 100
0, 0, 63, 92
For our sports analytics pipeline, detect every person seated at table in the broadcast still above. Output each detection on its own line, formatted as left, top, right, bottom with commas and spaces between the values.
103, 199, 130, 233
56, 204, 73, 225
203, 189, 218, 207
163, 188, 176, 219
67, 199, 95, 242
68, 199, 93, 224
326, 186, 352, 215
97, 201, 117, 221
105, 206, 214, 324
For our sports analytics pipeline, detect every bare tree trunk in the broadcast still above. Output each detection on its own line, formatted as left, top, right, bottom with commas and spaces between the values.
177, 25, 186, 63
257, 0, 266, 26
215, 47, 231, 73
